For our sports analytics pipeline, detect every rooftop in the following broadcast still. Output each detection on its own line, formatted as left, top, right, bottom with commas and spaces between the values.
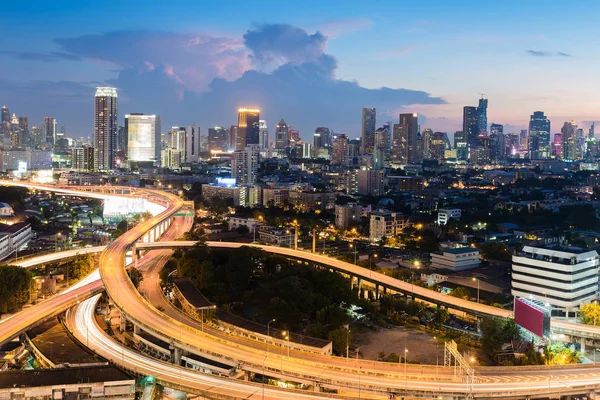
174, 278, 216, 310
444, 247, 479, 255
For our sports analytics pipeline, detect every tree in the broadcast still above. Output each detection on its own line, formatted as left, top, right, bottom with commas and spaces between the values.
579, 302, 600, 326
481, 318, 516, 361
0, 266, 32, 315
449, 286, 471, 300
327, 327, 350, 355
127, 267, 144, 288
69, 254, 94, 280
479, 242, 512, 261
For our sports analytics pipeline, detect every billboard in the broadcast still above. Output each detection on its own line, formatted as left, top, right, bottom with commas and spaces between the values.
514, 298, 551, 338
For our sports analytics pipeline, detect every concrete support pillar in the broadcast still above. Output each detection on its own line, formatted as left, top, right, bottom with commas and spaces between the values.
134, 324, 140, 335
580, 337, 587, 355
313, 383, 321, 392
375, 285, 379, 299
132, 246, 138, 262
383, 286, 387, 294
171, 347, 183, 365
476, 317, 482, 334
312, 229, 316, 253
119, 314, 127, 332
588, 390, 597, 400
244, 371, 250, 381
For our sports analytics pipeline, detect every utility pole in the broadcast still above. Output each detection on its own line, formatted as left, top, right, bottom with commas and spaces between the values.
312, 229, 316, 253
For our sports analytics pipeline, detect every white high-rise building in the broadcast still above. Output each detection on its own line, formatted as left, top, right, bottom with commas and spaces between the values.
512, 245, 599, 319
94, 87, 118, 170
259, 120, 268, 149
185, 125, 201, 163
125, 113, 161, 164
232, 146, 259, 185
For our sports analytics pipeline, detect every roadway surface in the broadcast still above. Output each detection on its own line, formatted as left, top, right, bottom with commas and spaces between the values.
5, 182, 600, 398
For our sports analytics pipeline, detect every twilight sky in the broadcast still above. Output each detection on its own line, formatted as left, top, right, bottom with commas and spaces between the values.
1, 0, 599, 140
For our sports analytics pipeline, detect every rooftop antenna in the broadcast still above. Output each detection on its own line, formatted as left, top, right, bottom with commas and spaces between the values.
479, 93, 486, 99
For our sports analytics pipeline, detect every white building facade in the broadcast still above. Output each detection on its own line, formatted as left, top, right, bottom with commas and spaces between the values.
437, 208, 462, 225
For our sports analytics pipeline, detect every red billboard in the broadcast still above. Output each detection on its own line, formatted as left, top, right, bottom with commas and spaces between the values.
514, 298, 549, 338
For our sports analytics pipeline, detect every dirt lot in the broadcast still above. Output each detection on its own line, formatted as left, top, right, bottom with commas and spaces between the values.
355, 326, 442, 364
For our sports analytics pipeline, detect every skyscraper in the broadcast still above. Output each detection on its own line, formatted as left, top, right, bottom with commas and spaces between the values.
168, 127, 186, 153
185, 125, 201, 163
232, 146, 259, 185
392, 113, 420, 164
454, 131, 468, 160
228, 125, 238, 151
1, 106, 9, 124
208, 127, 228, 152
125, 113, 161, 165
561, 121, 577, 161
332, 134, 349, 165
375, 125, 391, 160
43, 117, 56, 147
429, 131, 447, 160
462, 106, 479, 148
275, 119, 289, 150
94, 87, 118, 170
489, 123, 505, 161
259, 120, 268, 149
361, 107, 376, 154
528, 111, 551, 160
236, 108, 260, 150
477, 97, 488, 134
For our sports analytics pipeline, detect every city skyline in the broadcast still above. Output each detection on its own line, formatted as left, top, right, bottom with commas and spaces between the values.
2, 1, 600, 138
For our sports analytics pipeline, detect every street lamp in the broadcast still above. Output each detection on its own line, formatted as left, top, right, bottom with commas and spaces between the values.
411, 261, 420, 299
433, 336, 439, 377
346, 328, 350, 360
472, 277, 480, 304
404, 348, 409, 393
55, 232, 62, 252
370, 253, 378, 270
267, 319, 276, 356
349, 243, 357, 265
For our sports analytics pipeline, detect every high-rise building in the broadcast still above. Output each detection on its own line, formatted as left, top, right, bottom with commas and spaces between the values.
208, 127, 228, 153
553, 133, 562, 158
361, 107, 376, 154
161, 148, 182, 170
462, 106, 479, 148
125, 113, 160, 164
561, 121, 577, 161
72, 146, 95, 171
477, 97, 488, 134
1, 106, 9, 124
429, 131, 447, 160
454, 131, 468, 160
528, 111, 551, 160
93, 87, 118, 170
314, 127, 331, 149
43, 117, 56, 147
259, 120, 268, 149
17, 117, 28, 132
332, 134, 349, 165
185, 125, 201, 163
289, 129, 300, 143
236, 109, 260, 150
357, 168, 384, 196
489, 124, 505, 162
519, 129, 528, 151
228, 125, 238, 151
168, 127, 186, 153
375, 125, 391, 160
392, 113, 420, 164
232, 146, 259, 185
275, 119, 289, 150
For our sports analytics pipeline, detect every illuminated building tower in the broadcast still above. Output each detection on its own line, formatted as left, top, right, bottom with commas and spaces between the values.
561, 121, 577, 161
392, 113, 420, 164
553, 133, 562, 158
477, 96, 488, 134
185, 125, 201, 163
429, 131, 447, 160
361, 107, 376, 154
125, 113, 161, 165
463, 106, 479, 148
489, 123, 505, 161
232, 146, 259, 185
228, 125, 238, 151
259, 120, 268, 149
332, 134, 349, 165
275, 119, 289, 150
208, 127, 228, 153
375, 125, 391, 160
43, 117, 56, 147
289, 129, 300, 143
236, 108, 260, 150
454, 131, 468, 161
93, 87, 118, 170
528, 111, 551, 160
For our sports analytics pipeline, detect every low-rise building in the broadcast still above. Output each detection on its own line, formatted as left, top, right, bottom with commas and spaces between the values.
258, 226, 294, 247
388, 176, 425, 192
0, 203, 13, 216
369, 210, 409, 241
429, 247, 480, 271
289, 190, 335, 212
511, 244, 599, 319
202, 179, 243, 206
437, 208, 461, 225
335, 203, 363, 230
229, 217, 262, 232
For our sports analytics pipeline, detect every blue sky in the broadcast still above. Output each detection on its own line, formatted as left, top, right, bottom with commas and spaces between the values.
1, 0, 599, 139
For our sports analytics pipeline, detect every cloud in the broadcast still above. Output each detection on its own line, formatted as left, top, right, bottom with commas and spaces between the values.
318, 18, 373, 38
526, 50, 572, 57
54, 31, 251, 92
0, 51, 81, 62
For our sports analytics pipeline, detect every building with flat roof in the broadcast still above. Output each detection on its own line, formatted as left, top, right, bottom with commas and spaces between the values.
511, 244, 599, 318
437, 208, 461, 225
335, 203, 363, 230
430, 247, 480, 271
369, 210, 409, 241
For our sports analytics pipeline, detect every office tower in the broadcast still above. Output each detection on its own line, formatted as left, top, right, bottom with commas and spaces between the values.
590, 123, 595, 139
553, 133, 562, 158
392, 113, 420, 164
208, 127, 228, 153
528, 111, 551, 160
43, 117, 56, 147
93, 87, 118, 170
1, 106, 9, 124
519, 129, 528, 151
302, 143, 313, 158
289, 129, 300, 143
488, 124, 504, 162
236, 108, 260, 150
361, 107, 376, 154
428, 131, 447, 160
375, 126, 391, 160
125, 113, 160, 164
232, 146, 259, 185
117, 125, 127, 160
421, 128, 433, 159
332, 134, 349, 165
314, 127, 332, 149
275, 119, 289, 150
72, 146, 95, 171
185, 125, 201, 163
504, 133, 519, 157
454, 131, 468, 160
161, 148, 182, 170
228, 125, 238, 151
561, 121, 577, 160
17, 117, 28, 132
576, 128, 585, 160
259, 120, 268, 149
462, 106, 479, 148
477, 96, 488, 134
168, 127, 186, 153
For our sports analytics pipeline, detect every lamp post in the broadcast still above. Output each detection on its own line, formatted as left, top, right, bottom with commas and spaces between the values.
404, 348, 409, 393
346, 328, 350, 360
55, 232, 61, 252
411, 260, 420, 299
262, 355, 268, 400
370, 253, 378, 270
349, 243, 357, 265
267, 318, 275, 356
358, 366, 362, 400
433, 336, 439, 377
472, 277, 480, 304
